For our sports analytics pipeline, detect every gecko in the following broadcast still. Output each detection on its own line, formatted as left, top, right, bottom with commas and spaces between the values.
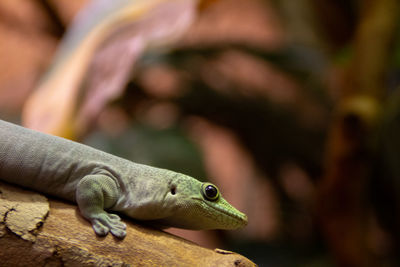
0, 119, 247, 238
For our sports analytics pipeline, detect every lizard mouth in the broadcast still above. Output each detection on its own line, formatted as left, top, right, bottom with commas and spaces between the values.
193, 197, 248, 228
213, 204, 247, 223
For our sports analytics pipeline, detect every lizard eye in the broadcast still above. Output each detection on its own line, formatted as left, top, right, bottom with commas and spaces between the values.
201, 183, 220, 201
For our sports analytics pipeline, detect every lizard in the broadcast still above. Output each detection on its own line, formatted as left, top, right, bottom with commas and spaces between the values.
0, 119, 247, 238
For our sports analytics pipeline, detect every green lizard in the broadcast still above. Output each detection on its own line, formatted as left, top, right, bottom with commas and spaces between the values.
0, 119, 247, 238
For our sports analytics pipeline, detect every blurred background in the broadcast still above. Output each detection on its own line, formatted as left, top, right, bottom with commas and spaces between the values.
1, 0, 400, 266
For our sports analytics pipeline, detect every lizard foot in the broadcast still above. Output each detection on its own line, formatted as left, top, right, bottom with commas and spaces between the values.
91, 213, 127, 238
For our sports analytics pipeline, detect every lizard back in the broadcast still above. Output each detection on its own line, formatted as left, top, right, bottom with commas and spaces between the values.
0, 119, 130, 200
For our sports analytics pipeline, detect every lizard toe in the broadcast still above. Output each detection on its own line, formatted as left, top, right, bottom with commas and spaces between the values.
91, 213, 126, 238
110, 227, 127, 238
108, 220, 127, 238
92, 220, 110, 236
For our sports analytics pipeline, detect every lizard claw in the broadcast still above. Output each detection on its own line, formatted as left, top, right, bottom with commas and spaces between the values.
91, 213, 127, 238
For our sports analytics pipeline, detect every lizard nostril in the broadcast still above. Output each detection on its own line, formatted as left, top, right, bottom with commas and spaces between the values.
170, 185, 176, 195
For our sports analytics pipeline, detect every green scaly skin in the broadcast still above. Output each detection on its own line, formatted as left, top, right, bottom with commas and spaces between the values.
0, 119, 247, 238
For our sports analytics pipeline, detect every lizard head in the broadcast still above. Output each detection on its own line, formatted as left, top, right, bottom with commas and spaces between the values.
152, 175, 248, 230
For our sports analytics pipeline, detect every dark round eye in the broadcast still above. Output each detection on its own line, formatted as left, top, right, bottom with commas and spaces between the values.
201, 183, 220, 201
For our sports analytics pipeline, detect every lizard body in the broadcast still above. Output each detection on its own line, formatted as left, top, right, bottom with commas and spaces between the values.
0, 119, 247, 238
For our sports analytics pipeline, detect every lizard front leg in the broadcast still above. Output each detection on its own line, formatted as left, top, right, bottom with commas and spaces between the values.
76, 174, 127, 238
